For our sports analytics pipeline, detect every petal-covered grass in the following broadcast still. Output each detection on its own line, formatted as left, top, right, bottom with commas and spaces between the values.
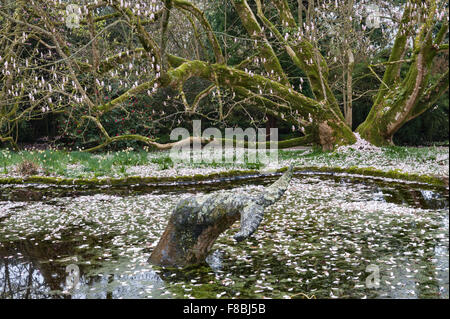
0, 146, 447, 183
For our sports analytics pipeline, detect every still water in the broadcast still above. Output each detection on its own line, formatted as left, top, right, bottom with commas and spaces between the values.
0, 172, 448, 299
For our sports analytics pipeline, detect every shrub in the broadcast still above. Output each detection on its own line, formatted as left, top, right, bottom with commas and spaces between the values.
16, 160, 40, 176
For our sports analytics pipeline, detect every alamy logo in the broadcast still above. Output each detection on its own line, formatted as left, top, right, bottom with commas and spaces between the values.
65, 264, 80, 291
169, 120, 278, 165
65, 4, 81, 29
365, 264, 380, 289
365, 4, 381, 29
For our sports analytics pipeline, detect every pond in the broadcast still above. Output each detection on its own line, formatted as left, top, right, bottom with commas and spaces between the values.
0, 172, 448, 299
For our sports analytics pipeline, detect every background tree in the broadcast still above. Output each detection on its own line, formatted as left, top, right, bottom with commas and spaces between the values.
0, 0, 448, 150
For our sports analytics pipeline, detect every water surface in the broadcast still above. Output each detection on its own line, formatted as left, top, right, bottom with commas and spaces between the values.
0, 173, 448, 299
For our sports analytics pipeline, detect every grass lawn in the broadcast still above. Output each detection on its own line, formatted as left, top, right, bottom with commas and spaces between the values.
0, 145, 448, 184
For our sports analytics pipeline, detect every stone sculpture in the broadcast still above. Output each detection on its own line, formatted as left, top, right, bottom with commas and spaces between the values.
149, 165, 294, 267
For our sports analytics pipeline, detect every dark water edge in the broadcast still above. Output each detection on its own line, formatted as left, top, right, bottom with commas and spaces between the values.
1, 170, 448, 203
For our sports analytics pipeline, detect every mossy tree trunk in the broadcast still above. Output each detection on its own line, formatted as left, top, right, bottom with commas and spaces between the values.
357, 1, 449, 146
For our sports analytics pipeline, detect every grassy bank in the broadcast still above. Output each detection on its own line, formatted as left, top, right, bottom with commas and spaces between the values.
0, 146, 448, 186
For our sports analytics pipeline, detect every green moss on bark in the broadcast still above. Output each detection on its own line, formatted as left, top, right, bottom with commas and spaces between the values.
1, 165, 445, 187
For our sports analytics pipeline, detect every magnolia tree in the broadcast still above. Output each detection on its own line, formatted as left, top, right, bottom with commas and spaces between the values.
356, 0, 449, 145
314, 1, 405, 129
0, 0, 72, 149
0, 0, 448, 150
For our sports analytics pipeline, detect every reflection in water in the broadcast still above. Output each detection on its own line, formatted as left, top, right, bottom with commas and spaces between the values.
0, 240, 73, 298
0, 173, 448, 299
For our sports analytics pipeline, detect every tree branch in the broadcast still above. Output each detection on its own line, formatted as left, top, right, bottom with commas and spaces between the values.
232, 0, 290, 86
173, 0, 224, 64
408, 69, 449, 121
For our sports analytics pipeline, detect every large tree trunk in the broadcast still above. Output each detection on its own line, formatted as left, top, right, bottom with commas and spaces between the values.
156, 58, 356, 148
149, 165, 294, 267
344, 50, 354, 129
357, 65, 449, 146
227, 0, 356, 149
357, 2, 449, 146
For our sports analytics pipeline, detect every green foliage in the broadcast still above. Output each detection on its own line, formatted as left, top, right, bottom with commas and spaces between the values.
150, 155, 174, 170
55, 87, 176, 150
394, 93, 449, 146
206, 0, 251, 66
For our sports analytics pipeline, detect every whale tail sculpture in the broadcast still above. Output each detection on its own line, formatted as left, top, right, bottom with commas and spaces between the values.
149, 165, 294, 267
233, 165, 294, 242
